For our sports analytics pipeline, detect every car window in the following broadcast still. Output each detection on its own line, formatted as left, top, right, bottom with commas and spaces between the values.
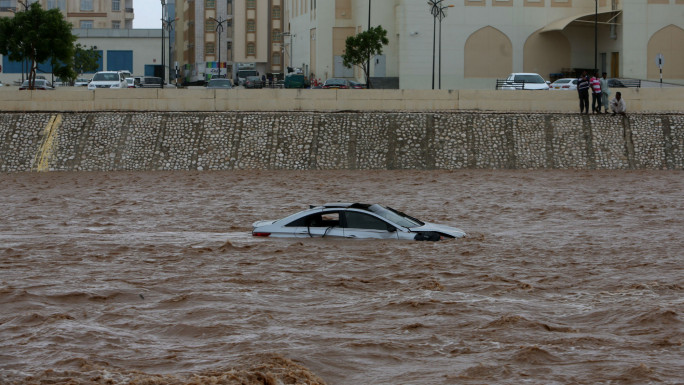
514, 74, 544, 83
344, 211, 391, 230
285, 212, 340, 227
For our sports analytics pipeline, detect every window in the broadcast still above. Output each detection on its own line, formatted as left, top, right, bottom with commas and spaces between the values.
112, 0, 120, 11
80, 20, 93, 28
206, 42, 215, 55
247, 43, 256, 55
205, 19, 216, 32
286, 212, 340, 227
247, 19, 255, 32
47, 0, 66, 10
272, 6, 281, 18
247, 0, 255, 8
80, 0, 93, 11
272, 53, 281, 65
112, 20, 120, 29
272, 29, 281, 42
344, 212, 392, 231
205, 0, 215, 8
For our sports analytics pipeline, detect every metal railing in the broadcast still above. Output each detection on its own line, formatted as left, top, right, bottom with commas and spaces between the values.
495, 79, 526, 90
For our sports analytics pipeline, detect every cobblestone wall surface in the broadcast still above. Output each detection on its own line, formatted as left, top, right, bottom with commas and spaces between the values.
1, 112, 682, 172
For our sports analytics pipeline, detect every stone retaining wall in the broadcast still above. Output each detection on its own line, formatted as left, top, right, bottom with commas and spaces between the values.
1, 112, 682, 172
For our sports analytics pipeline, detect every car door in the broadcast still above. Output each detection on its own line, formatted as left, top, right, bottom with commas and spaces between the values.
293, 211, 345, 238
341, 211, 400, 239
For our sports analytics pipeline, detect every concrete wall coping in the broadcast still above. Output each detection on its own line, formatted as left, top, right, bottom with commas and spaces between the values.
0, 88, 682, 113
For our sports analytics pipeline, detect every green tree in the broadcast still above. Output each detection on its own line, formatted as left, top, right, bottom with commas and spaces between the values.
54, 44, 101, 85
342, 25, 389, 89
0, 2, 76, 89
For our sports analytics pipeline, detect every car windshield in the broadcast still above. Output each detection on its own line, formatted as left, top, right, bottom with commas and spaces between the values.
209, 80, 231, 87
93, 73, 120, 81
326, 79, 346, 85
367, 204, 424, 228
21, 80, 46, 86
554, 79, 571, 84
513, 74, 545, 83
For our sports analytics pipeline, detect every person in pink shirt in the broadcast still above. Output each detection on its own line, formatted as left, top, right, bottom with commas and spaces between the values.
590, 72, 603, 113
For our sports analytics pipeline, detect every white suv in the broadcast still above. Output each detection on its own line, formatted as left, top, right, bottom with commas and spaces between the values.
87, 71, 127, 90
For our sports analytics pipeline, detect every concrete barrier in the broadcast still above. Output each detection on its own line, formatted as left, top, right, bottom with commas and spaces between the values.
1, 87, 682, 113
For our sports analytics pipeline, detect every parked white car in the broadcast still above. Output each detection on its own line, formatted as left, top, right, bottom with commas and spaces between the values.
73, 78, 90, 87
501, 73, 550, 90
87, 71, 127, 90
252, 202, 466, 241
550, 78, 578, 90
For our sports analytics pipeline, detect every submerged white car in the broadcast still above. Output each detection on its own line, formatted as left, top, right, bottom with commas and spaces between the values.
252, 203, 466, 241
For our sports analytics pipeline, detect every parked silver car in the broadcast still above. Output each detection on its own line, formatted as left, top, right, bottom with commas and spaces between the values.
252, 202, 466, 241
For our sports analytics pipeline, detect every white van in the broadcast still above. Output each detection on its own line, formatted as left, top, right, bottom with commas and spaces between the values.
87, 71, 127, 90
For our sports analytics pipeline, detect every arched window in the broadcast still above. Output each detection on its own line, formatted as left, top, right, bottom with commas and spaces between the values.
247, 19, 256, 32
464, 26, 512, 78
247, 43, 256, 56
272, 29, 282, 42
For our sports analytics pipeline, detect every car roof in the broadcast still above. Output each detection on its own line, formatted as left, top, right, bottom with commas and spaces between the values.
309, 202, 372, 210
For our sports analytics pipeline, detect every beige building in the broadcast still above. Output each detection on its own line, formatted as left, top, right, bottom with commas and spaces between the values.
0, 0, 134, 29
284, 0, 684, 89
175, 0, 284, 83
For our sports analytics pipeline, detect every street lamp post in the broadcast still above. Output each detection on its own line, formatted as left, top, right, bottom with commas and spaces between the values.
367, 0, 371, 88
210, 17, 227, 78
428, 1, 452, 90
280, 32, 293, 68
163, 16, 178, 84
160, 0, 165, 88
429, 0, 441, 89
594, 0, 598, 74
438, 4, 453, 89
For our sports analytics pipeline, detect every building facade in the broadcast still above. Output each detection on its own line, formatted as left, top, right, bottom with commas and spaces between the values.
0, 0, 134, 29
285, 0, 684, 89
175, 0, 284, 83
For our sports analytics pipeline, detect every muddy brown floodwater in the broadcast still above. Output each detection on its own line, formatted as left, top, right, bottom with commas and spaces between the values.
1, 170, 683, 385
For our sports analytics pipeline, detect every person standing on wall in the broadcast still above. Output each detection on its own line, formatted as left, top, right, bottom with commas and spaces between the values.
577, 71, 590, 114
599, 72, 610, 114
590, 72, 602, 113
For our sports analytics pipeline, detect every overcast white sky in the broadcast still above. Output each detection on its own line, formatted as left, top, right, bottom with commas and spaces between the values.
132, 1, 163, 29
